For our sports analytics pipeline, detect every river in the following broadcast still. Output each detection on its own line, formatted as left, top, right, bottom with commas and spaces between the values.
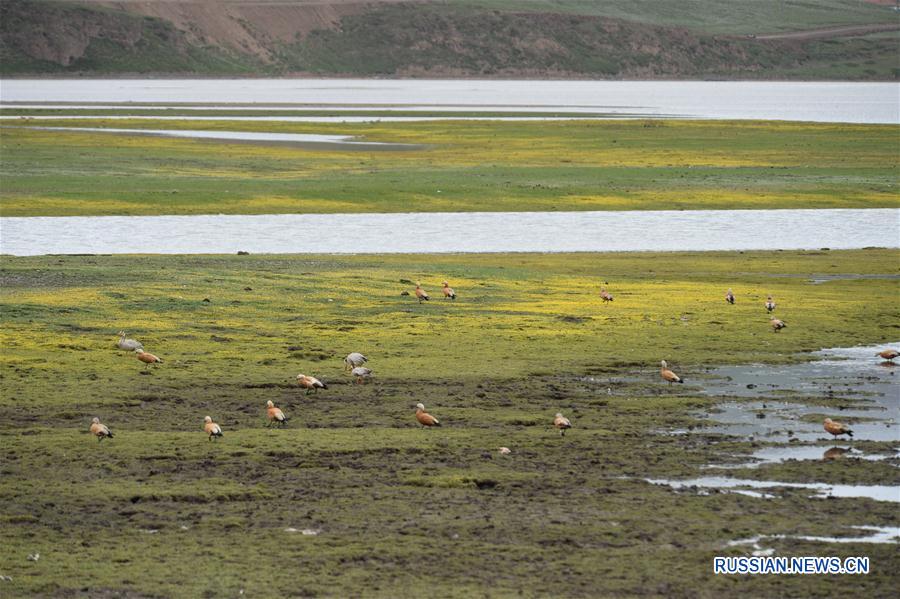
2, 209, 897, 256
1, 79, 897, 123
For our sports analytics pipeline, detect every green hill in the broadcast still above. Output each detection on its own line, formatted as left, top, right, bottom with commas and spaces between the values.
1, 0, 897, 79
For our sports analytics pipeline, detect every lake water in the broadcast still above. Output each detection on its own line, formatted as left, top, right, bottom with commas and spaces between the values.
1, 80, 897, 123
6, 126, 421, 149
1, 209, 897, 256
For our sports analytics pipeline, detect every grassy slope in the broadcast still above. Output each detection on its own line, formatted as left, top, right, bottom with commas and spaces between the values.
457, 0, 897, 34
282, 3, 899, 80
1, 250, 898, 596
1, 0, 897, 79
1, 119, 897, 216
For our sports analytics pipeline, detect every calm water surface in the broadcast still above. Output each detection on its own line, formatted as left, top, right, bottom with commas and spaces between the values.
6, 126, 421, 149
2, 80, 897, 123
1, 209, 897, 256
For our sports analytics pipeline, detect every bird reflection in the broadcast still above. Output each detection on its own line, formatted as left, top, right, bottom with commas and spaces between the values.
822, 447, 849, 461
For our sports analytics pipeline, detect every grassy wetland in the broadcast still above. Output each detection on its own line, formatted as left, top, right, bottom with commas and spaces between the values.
1, 250, 899, 597
0, 117, 898, 216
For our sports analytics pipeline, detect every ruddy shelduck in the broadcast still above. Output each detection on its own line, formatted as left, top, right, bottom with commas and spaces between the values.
415, 283, 430, 303
204, 416, 223, 441
599, 286, 614, 304
266, 400, 288, 427
90, 417, 113, 442
725, 289, 735, 305
770, 318, 786, 333
351, 366, 372, 384
824, 418, 853, 438
116, 331, 143, 351
660, 360, 683, 384
415, 403, 440, 427
344, 352, 367, 371
876, 349, 899, 362
765, 296, 776, 313
442, 281, 456, 300
134, 348, 162, 369
296, 374, 327, 394
553, 413, 572, 436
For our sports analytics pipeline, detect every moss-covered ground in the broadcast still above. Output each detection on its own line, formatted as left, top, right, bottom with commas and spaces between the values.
1, 250, 898, 596
1, 118, 897, 216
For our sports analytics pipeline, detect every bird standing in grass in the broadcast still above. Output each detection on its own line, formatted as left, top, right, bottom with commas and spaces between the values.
415, 283, 430, 303
296, 374, 327, 394
765, 295, 776, 313
599, 286, 614, 304
553, 413, 572, 436
204, 416, 223, 441
725, 289, 735, 304
660, 360, 683, 384
876, 349, 899, 363
824, 418, 853, 438
134, 348, 162, 370
351, 366, 372, 384
344, 352, 367, 371
770, 318, 786, 333
442, 281, 456, 300
415, 403, 441, 427
266, 400, 288, 427
90, 417, 113, 442
116, 331, 143, 351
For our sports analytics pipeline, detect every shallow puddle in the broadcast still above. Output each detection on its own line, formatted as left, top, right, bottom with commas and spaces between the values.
728, 525, 900, 548
646, 476, 900, 503
743, 444, 899, 467
698, 343, 900, 443
2, 126, 423, 151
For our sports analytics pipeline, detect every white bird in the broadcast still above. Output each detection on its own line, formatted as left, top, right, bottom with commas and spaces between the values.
351, 366, 372, 384
116, 331, 143, 351
344, 352, 368, 371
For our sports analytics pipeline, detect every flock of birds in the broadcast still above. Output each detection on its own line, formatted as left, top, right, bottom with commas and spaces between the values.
97, 285, 898, 445
413, 281, 456, 303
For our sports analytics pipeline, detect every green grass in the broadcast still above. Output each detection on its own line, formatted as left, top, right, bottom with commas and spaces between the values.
1, 250, 898, 596
278, 3, 899, 79
1, 118, 897, 216
453, 0, 898, 34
